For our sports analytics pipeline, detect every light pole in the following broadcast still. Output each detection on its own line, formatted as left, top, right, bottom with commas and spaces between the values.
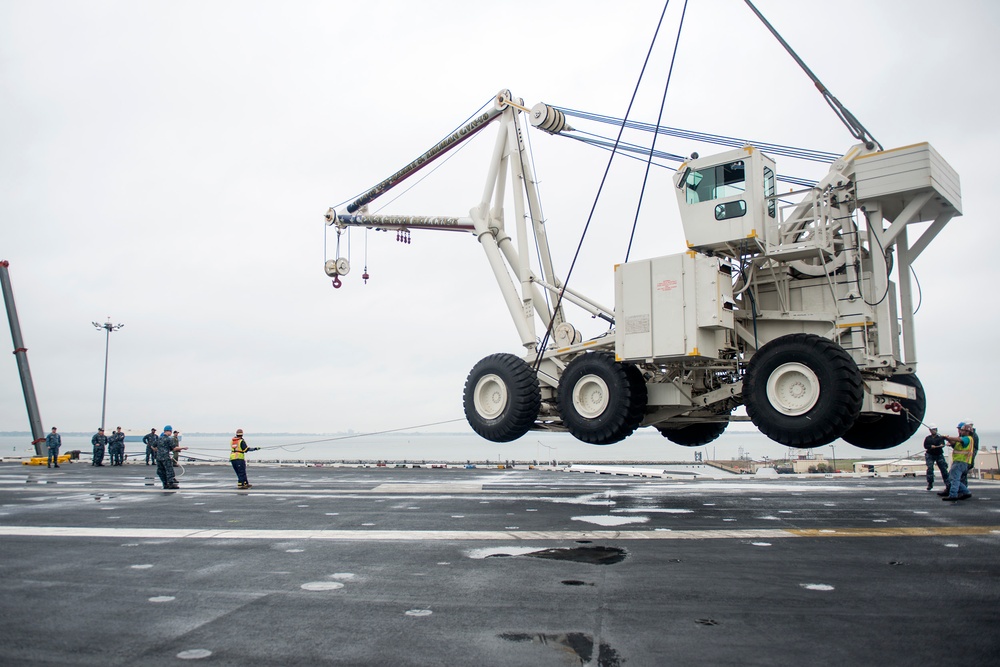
830, 443, 837, 473
92, 317, 124, 431
537, 441, 557, 467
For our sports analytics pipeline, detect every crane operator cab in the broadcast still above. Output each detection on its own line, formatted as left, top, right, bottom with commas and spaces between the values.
673, 146, 776, 255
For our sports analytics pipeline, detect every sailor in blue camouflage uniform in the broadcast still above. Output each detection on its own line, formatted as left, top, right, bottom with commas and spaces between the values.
153, 425, 187, 489
142, 428, 157, 465
91, 428, 108, 466
46, 427, 62, 468
108, 426, 126, 466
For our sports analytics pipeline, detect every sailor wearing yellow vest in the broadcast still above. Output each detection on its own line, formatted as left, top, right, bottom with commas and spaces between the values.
942, 423, 975, 501
230, 429, 260, 489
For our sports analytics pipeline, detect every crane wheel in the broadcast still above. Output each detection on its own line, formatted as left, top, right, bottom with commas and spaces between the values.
841, 374, 926, 450
463, 353, 541, 443
557, 353, 647, 445
656, 421, 729, 447
744, 334, 862, 448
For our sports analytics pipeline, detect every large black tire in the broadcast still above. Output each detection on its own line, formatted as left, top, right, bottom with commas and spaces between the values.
622, 363, 649, 437
463, 353, 541, 443
557, 352, 647, 445
841, 374, 926, 450
744, 334, 862, 448
657, 421, 729, 447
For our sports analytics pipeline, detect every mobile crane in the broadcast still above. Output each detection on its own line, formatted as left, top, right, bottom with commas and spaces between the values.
324, 2, 961, 451
324, 86, 960, 451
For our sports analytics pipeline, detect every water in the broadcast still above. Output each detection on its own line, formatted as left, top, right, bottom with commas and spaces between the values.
4, 428, 994, 464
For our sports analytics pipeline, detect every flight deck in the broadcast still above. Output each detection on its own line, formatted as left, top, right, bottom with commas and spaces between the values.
1, 462, 997, 666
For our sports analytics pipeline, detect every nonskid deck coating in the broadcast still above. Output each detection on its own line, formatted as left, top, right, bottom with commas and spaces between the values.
1, 462, 998, 666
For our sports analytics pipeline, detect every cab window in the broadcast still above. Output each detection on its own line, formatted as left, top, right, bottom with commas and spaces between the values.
685, 160, 746, 204
763, 166, 776, 218
715, 200, 747, 220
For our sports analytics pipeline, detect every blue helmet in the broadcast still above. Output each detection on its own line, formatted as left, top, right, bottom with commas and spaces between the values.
957, 422, 966, 430
163, 424, 173, 432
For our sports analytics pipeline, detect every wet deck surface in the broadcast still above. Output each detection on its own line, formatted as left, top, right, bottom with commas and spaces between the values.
1, 462, 998, 666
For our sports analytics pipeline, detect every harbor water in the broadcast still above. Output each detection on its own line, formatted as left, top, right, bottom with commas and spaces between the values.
2, 428, 994, 466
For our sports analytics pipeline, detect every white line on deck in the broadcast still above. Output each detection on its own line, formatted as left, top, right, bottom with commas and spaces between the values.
0, 525, 997, 541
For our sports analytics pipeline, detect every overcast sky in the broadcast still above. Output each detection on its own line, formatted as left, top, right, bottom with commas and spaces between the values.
2, 0, 999, 449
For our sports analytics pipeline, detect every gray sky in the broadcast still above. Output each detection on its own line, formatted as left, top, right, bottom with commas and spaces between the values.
2, 0, 999, 444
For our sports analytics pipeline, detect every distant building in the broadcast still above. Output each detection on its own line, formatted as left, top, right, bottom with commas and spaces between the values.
789, 454, 830, 473
852, 459, 925, 476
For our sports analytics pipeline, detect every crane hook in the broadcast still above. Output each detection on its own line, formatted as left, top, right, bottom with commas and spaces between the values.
331, 275, 342, 289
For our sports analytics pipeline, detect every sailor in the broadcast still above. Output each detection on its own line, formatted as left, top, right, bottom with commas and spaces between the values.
91, 428, 108, 466
942, 423, 975, 501
923, 423, 948, 491
108, 426, 126, 466
46, 427, 61, 468
172, 429, 182, 464
154, 425, 187, 490
960, 421, 979, 489
142, 428, 157, 465
230, 429, 260, 489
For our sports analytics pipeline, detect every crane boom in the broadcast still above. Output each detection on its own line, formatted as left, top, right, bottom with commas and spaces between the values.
344, 104, 504, 214
743, 0, 882, 150
0, 261, 46, 457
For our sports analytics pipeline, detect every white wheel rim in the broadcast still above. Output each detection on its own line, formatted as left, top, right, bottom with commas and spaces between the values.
572, 373, 609, 419
473, 374, 507, 419
765, 362, 820, 416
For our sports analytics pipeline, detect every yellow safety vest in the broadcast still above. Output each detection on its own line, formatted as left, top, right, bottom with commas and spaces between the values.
952, 435, 974, 464
230, 437, 246, 460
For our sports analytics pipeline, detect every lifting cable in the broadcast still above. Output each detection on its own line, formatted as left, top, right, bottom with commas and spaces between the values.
557, 107, 842, 164
743, 0, 883, 151
558, 131, 819, 189
533, 0, 674, 373
626, 0, 689, 263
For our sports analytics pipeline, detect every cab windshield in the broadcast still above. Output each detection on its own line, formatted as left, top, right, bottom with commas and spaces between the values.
684, 160, 746, 204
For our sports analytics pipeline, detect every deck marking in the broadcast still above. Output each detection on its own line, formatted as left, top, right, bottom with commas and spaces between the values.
0, 525, 998, 541
801, 583, 835, 591
177, 649, 212, 660
405, 609, 433, 617
301, 582, 343, 591
372, 483, 483, 493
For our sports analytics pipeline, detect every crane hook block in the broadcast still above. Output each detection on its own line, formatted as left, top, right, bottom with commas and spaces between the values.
324, 258, 351, 277
530, 103, 573, 135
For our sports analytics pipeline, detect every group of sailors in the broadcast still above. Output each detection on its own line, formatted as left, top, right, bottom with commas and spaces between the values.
42, 426, 180, 469
43, 426, 128, 468
924, 421, 979, 501
89, 427, 128, 466
43, 425, 256, 491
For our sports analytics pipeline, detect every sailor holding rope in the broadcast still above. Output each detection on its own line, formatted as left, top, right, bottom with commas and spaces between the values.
230, 429, 260, 490
153, 425, 187, 490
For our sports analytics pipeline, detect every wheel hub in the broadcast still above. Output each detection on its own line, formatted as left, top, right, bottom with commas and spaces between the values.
473, 374, 507, 419
572, 374, 609, 419
765, 362, 820, 416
